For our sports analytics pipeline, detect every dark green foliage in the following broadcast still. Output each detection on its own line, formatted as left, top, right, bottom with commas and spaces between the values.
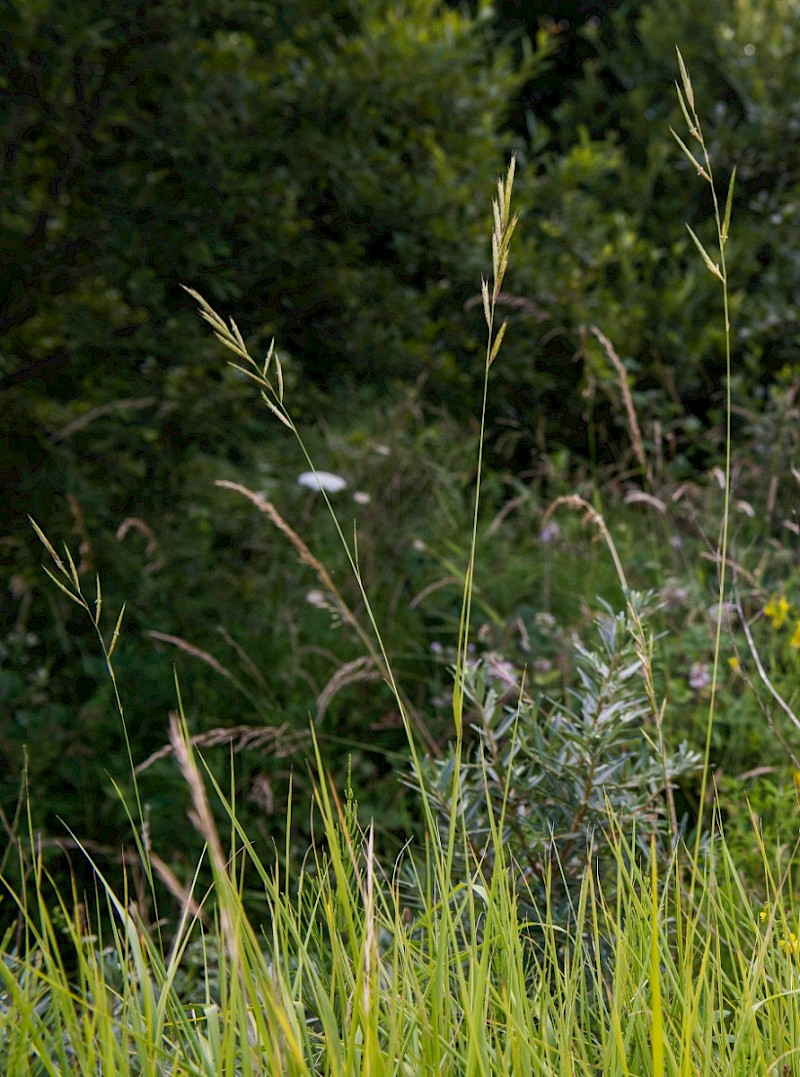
1, 0, 541, 404
3, 0, 800, 924
479, 0, 800, 472
0, 0, 547, 886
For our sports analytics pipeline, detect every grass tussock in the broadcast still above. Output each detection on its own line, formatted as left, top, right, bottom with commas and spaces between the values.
3, 768, 800, 1075
3, 55, 800, 1075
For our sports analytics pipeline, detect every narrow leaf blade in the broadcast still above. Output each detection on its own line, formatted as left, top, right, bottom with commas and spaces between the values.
276, 353, 285, 403
671, 129, 704, 176
676, 46, 694, 110
213, 332, 249, 361
686, 224, 723, 280
108, 604, 126, 659
229, 317, 247, 355
489, 321, 508, 367
41, 566, 83, 606
481, 278, 491, 328
29, 517, 61, 566
263, 339, 275, 378
721, 166, 737, 244
675, 84, 698, 140
261, 392, 295, 430
63, 544, 80, 590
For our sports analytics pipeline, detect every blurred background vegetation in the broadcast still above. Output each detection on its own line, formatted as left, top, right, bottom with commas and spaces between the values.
2, 0, 800, 911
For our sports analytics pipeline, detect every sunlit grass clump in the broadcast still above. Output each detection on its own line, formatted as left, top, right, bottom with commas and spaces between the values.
3, 759, 800, 1075
3, 54, 800, 1075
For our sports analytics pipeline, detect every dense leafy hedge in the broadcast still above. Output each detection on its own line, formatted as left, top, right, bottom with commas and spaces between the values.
488, 0, 800, 471
2, 0, 800, 904
0, 0, 546, 883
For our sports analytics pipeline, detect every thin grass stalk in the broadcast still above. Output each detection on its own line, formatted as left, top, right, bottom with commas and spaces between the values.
673, 50, 736, 869
650, 836, 665, 1077
438, 162, 518, 958
453, 157, 517, 738
28, 519, 161, 938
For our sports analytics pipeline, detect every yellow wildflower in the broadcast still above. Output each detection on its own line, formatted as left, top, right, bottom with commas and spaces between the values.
765, 594, 790, 630
780, 931, 800, 956
728, 656, 740, 671
791, 621, 800, 649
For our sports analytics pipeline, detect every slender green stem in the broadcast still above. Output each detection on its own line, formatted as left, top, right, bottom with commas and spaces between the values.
673, 52, 734, 867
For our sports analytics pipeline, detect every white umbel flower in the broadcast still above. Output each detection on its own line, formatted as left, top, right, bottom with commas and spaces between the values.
296, 471, 347, 494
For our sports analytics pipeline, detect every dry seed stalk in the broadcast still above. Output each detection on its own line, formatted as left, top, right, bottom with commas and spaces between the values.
542, 495, 630, 595
589, 324, 649, 481
215, 480, 359, 633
